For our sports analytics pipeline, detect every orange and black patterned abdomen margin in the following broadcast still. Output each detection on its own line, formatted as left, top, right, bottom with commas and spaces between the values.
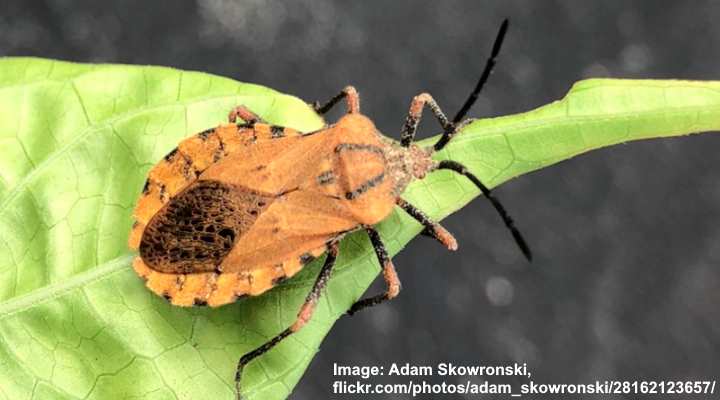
128, 122, 307, 307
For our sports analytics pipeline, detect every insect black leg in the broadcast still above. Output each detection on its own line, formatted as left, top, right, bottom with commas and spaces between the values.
433, 19, 509, 151
400, 93, 453, 147
347, 227, 401, 316
234, 241, 339, 400
396, 198, 457, 251
435, 159, 532, 261
312, 86, 360, 115
228, 105, 265, 124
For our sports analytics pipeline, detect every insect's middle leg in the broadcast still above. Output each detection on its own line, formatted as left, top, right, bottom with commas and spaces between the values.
400, 93, 453, 147
347, 227, 401, 316
235, 241, 339, 400
312, 86, 360, 115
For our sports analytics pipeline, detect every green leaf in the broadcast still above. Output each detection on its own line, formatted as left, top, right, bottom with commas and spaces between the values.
0, 58, 719, 399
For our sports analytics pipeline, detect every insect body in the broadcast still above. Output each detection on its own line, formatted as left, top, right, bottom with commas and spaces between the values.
129, 107, 430, 306
128, 19, 527, 400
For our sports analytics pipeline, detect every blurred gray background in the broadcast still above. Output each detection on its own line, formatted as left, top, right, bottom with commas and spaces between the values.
3, 1, 720, 399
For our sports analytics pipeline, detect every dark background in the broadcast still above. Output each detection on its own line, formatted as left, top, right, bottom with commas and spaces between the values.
3, 1, 720, 399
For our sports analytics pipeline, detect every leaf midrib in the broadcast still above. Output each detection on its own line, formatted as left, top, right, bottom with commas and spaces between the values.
0, 253, 134, 318
3, 78, 718, 326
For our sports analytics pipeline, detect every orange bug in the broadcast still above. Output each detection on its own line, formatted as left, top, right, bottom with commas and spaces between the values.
128, 20, 528, 399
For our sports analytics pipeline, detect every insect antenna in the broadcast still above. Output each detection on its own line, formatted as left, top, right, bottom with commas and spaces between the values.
426, 19, 529, 260
435, 160, 532, 261
434, 18, 509, 151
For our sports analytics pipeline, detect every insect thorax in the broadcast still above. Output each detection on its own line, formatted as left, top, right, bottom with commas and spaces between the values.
382, 139, 434, 196
324, 113, 434, 225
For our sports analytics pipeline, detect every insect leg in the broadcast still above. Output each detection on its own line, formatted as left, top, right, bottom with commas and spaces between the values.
396, 198, 457, 251
347, 227, 401, 316
228, 105, 265, 124
312, 86, 360, 115
399, 93, 453, 147
433, 19, 509, 151
234, 241, 339, 400
434, 159, 532, 261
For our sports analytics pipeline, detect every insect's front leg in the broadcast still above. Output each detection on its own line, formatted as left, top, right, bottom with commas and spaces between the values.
235, 241, 340, 400
400, 93, 453, 147
312, 85, 360, 115
347, 227, 401, 315
396, 198, 457, 250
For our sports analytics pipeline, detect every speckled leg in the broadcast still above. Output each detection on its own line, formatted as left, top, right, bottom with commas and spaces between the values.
347, 227, 400, 315
228, 105, 264, 124
312, 86, 360, 115
234, 241, 339, 400
396, 198, 457, 251
399, 92, 452, 147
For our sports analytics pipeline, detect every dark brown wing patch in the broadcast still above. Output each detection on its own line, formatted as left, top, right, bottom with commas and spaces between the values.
129, 124, 253, 250
130, 117, 343, 306
139, 180, 271, 274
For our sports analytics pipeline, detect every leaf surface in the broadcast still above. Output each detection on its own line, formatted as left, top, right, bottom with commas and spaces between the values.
1, 59, 719, 399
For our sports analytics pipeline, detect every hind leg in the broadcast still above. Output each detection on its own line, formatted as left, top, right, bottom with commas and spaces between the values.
234, 241, 339, 400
